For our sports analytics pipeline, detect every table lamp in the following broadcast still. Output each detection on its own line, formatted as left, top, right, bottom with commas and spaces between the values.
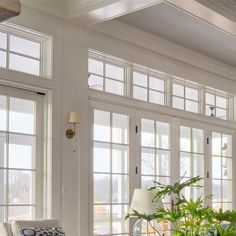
129, 188, 163, 236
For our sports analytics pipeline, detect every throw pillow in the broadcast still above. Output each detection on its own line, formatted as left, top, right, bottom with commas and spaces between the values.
21, 227, 65, 236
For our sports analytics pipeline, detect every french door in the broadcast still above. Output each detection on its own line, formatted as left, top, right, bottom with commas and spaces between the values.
0, 85, 44, 222
90, 102, 235, 236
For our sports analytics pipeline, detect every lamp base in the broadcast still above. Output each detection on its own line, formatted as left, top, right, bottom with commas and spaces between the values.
133, 219, 143, 236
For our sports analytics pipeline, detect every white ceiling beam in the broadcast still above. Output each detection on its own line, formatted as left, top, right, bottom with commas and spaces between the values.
165, 0, 236, 37
69, 0, 164, 26
0, 0, 21, 22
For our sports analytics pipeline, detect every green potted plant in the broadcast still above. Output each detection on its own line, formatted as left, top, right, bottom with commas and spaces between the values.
126, 176, 236, 236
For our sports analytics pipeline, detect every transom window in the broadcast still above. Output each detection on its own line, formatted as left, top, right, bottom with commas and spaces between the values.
172, 83, 200, 113
88, 50, 234, 121
0, 23, 52, 78
88, 57, 126, 96
133, 70, 166, 105
205, 92, 229, 120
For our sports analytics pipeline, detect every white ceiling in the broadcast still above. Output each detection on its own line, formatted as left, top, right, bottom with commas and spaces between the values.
196, 0, 236, 23
118, 2, 236, 67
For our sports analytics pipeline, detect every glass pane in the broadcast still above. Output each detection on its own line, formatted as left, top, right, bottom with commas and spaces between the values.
94, 205, 110, 235
222, 202, 232, 211
185, 87, 198, 101
141, 119, 155, 147
185, 100, 198, 113
89, 59, 103, 75
212, 203, 221, 211
112, 145, 128, 174
212, 132, 221, 156
222, 134, 232, 157
142, 148, 155, 175
133, 86, 147, 101
9, 206, 34, 221
112, 113, 129, 144
180, 126, 191, 152
112, 205, 129, 234
173, 83, 184, 97
9, 53, 40, 76
212, 156, 221, 179
141, 176, 155, 189
9, 134, 36, 169
206, 93, 215, 105
149, 76, 164, 92
212, 180, 221, 202
0, 51, 6, 68
193, 154, 204, 177
192, 128, 204, 154
173, 97, 184, 110
133, 72, 147, 87
222, 180, 232, 202
156, 150, 170, 176
94, 142, 110, 173
0, 133, 6, 167
9, 97, 35, 135
149, 90, 165, 105
105, 79, 124, 96
206, 105, 215, 117
216, 96, 227, 109
0, 170, 6, 204
10, 36, 40, 58
180, 153, 191, 177
0, 95, 7, 131
94, 174, 110, 203
156, 122, 169, 149
222, 158, 232, 179
0, 32, 7, 49
112, 174, 128, 203
9, 170, 35, 204
105, 64, 124, 81
0, 207, 6, 222
88, 74, 103, 91
216, 108, 227, 120
94, 110, 110, 142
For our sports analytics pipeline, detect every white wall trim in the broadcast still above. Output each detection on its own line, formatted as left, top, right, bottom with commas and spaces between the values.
90, 20, 236, 82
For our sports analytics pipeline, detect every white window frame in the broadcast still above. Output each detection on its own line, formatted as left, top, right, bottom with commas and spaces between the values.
88, 50, 234, 121
0, 22, 52, 79
89, 94, 236, 235
205, 89, 232, 120
88, 52, 129, 96
0, 85, 46, 222
132, 66, 167, 106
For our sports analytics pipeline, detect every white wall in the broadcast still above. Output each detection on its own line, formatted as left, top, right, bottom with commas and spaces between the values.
0, 4, 236, 236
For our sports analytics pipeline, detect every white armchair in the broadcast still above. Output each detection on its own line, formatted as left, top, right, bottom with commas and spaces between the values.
0, 219, 61, 236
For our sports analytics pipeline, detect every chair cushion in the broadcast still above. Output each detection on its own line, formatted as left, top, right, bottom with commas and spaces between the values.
21, 227, 65, 236
11, 219, 60, 236
0, 223, 13, 236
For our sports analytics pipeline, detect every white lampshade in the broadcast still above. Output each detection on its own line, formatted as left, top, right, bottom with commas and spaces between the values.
68, 112, 80, 123
129, 189, 163, 215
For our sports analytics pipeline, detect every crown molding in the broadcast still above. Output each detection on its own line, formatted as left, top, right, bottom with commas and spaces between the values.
90, 20, 236, 82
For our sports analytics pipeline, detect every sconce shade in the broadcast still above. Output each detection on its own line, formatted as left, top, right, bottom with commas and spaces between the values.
68, 112, 80, 124
129, 189, 163, 216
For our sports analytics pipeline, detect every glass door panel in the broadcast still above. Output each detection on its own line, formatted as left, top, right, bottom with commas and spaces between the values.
93, 109, 129, 236
180, 126, 204, 200
0, 86, 43, 222
212, 132, 233, 210
141, 118, 171, 236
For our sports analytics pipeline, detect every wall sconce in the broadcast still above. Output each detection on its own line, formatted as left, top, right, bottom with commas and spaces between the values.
66, 112, 80, 139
